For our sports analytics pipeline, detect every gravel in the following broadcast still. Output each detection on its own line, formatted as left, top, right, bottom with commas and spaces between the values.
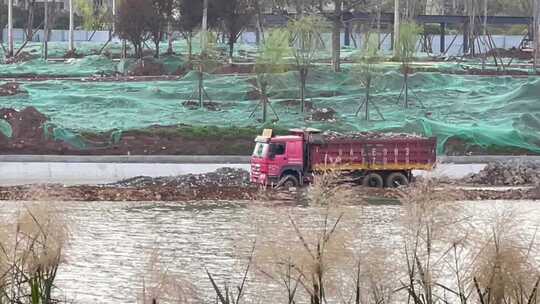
321, 130, 425, 140
309, 107, 337, 122
110, 167, 251, 188
465, 161, 540, 186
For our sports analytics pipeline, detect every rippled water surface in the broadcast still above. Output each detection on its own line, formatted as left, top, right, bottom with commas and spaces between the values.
0, 200, 538, 304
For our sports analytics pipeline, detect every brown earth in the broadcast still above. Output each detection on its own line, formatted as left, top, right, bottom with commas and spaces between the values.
0, 107, 255, 155
0, 125, 255, 155
0, 107, 537, 156
0, 183, 537, 202
0, 82, 28, 96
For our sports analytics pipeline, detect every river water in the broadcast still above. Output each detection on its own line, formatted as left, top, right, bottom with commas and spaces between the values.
0, 200, 539, 304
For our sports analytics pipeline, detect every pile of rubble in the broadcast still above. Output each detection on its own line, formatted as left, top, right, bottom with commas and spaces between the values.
0, 83, 28, 96
111, 167, 251, 188
322, 130, 425, 141
3, 52, 34, 64
466, 161, 540, 186
309, 107, 337, 122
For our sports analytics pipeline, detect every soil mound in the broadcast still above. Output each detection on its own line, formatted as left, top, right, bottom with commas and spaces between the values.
64, 49, 84, 59
182, 100, 221, 111
278, 99, 314, 111
0, 107, 47, 139
4, 51, 34, 64
111, 167, 250, 188
129, 60, 166, 76
0, 82, 28, 96
0, 107, 59, 152
309, 107, 337, 122
465, 161, 540, 186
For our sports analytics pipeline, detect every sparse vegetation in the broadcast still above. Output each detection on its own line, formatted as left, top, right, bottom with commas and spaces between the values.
252, 28, 291, 123
0, 206, 68, 304
395, 22, 421, 108
353, 32, 384, 121
288, 15, 327, 113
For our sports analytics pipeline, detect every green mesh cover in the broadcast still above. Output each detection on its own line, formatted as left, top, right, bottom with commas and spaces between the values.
1, 40, 539, 154
1, 67, 539, 154
0, 120, 13, 138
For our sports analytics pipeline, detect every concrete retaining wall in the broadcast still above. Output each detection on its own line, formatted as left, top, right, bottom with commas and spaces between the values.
0, 155, 536, 186
0, 162, 249, 186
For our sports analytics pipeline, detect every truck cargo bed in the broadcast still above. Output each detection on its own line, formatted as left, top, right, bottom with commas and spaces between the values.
308, 134, 437, 172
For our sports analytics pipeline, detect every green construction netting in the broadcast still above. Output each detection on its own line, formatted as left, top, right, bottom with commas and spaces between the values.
2, 39, 537, 77
1, 67, 539, 154
0, 119, 13, 138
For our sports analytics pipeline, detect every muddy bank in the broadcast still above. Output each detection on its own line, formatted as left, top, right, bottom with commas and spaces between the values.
0, 168, 538, 202
0, 182, 537, 202
0, 107, 537, 156
0, 107, 258, 155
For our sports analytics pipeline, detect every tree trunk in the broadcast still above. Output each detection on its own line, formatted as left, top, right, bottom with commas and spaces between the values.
187, 35, 192, 61
198, 67, 204, 108
262, 87, 268, 123
300, 68, 308, 113
404, 67, 409, 108
535, 0, 540, 70
27, 2, 35, 41
7, 0, 13, 57
69, 0, 74, 52
393, 0, 400, 57
201, 0, 208, 49
167, 22, 173, 54
43, 0, 48, 60
228, 36, 234, 64
365, 78, 370, 120
331, 0, 342, 72
154, 40, 160, 58
254, 0, 264, 44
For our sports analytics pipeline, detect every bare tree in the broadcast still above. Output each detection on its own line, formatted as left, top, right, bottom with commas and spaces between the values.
395, 21, 420, 108
250, 28, 291, 123
288, 15, 327, 113
354, 32, 384, 121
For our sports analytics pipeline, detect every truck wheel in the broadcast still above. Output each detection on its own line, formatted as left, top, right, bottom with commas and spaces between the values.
362, 173, 384, 188
386, 172, 409, 188
282, 175, 299, 188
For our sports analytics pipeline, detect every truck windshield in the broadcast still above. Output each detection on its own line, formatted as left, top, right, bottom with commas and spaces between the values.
252, 143, 269, 158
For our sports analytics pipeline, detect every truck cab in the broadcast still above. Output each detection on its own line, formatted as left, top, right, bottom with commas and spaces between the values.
250, 131, 305, 187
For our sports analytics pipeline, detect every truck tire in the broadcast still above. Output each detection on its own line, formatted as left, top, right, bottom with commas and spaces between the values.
386, 172, 409, 188
362, 173, 384, 188
282, 175, 299, 188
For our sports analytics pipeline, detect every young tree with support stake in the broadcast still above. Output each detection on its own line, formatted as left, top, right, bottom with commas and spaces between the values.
288, 15, 327, 114
188, 31, 219, 109
395, 21, 421, 108
177, 0, 203, 62
354, 33, 385, 121
250, 28, 291, 123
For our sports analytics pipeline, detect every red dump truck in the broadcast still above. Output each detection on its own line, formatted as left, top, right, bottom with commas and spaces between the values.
250, 129, 437, 188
